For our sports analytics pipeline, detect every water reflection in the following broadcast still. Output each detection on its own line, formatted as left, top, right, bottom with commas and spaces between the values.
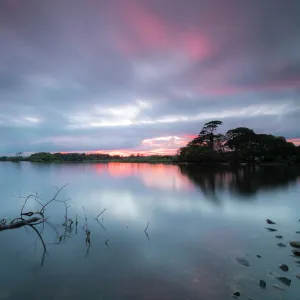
91, 162, 194, 191
179, 164, 300, 200
1, 162, 300, 300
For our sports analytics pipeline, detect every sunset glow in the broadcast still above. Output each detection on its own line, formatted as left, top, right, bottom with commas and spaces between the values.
0, 0, 299, 154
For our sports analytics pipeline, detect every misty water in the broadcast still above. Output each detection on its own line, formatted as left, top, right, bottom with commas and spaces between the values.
0, 162, 300, 300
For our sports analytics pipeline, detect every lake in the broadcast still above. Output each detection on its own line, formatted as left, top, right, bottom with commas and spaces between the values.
0, 162, 300, 300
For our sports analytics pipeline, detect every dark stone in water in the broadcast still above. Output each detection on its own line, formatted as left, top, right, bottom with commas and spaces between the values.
290, 241, 300, 249
266, 228, 277, 232
292, 249, 300, 257
276, 277, 291, 286
275, 235, 283, 239
259, 280, 266, 288
236, 257, 250, 267
256, 255, 262, 258
296, 231, 300, 234
266, 219, 276, 224
233, 292, 240, 297
277, 243, 286, 247
279, 264, 289, 272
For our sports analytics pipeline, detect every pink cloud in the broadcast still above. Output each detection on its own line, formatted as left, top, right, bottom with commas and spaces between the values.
113, 1, 211, 61
288, 138, 300, 146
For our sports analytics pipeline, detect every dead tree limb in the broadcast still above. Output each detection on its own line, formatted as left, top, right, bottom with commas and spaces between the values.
1, 184, 71, 264
0, 217, 41, 231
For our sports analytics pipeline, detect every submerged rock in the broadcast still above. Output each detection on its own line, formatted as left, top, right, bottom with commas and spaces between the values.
233, 292, 240, 297
266, 219, 276, 224
279, 264, 289, 272
236, 257, 250, 267
290, 241, 300, 248
292, 249, 300, 257
276, 277, 291, 286
272, 284, 285, 291
256, 255, 262, 258
296, 231, 300, 234
277, 243, 286, 247
259, 280, 266, 288
275, 235, 283, 239
266, 228, 277, 232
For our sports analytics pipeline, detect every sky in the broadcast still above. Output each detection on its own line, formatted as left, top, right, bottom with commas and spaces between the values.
0, 0, 300, 155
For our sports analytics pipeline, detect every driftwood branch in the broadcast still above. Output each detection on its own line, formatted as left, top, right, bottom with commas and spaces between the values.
0, 217, 41, 231
1, 184, 71, 266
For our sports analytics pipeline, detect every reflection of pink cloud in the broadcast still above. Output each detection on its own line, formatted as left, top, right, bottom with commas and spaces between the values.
92, 162, 194, 191
114, 2, 211, 61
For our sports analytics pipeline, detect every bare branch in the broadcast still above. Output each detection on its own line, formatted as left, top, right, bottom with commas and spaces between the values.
40, 183, 69, 214
19, 192, 45, 217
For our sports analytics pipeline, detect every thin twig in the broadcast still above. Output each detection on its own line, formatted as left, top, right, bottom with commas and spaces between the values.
144, 222, 149, 233
144, 231, 150, 241
40, 249, 47, 266
20, 194, 35, 217
28, 224, 47, 253
95, 208, 106, 219
82, 206, 89, 230
95, 218, 106, 232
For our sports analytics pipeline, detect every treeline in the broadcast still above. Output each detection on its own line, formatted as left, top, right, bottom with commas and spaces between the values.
178, 120, 300, 164
1, 121, 299, 165
0, 152, 174, 163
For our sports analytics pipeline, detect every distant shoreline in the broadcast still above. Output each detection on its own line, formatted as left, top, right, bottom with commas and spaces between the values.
1, 160, 299, 167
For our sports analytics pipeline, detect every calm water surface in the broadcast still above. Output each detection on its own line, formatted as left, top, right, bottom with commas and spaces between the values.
0, 162, 300, 300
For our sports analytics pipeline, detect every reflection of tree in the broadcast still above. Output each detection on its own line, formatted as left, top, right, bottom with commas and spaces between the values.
179, 165, 300, 200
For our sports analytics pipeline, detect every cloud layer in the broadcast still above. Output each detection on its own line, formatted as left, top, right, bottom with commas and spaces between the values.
1, 0, 300, 154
